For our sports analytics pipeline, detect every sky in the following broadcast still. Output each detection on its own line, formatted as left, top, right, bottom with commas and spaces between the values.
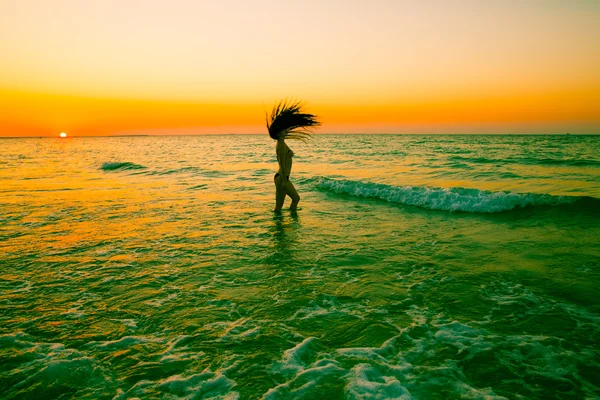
0, 0, 599, 136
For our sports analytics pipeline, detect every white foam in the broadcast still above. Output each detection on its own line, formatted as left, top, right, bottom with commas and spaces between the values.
261, 298, 600, 398
111, 369, 238, 400
1, 332, 114, 398
345, 364, 412, 400
278, 337, 320, 372
263, 362, 345, 399
315, 177, 579, 213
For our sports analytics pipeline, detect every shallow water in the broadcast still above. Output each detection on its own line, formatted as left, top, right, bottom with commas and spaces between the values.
1, 135, 599, 399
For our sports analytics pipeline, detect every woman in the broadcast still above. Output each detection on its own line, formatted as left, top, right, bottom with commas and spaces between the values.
267, 100, 320, 212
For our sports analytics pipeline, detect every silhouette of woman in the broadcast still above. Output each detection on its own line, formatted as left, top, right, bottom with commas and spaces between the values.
267, 101, 320, 212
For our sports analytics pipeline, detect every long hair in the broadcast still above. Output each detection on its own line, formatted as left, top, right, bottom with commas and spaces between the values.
266, 100, 320, 142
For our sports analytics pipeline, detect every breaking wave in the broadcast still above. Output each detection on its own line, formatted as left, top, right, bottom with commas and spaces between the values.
313, 177, 598, 213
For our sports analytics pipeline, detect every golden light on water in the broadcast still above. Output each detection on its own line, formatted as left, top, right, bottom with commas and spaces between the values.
60, 132, 67, 138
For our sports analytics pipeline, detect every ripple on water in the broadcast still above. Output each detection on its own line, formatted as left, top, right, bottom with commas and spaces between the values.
2, 135, 599, 398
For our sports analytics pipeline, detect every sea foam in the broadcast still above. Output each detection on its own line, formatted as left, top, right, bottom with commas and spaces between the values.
314, 177, 588, 213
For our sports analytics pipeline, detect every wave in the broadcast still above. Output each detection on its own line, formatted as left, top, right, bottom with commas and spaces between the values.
122, 166, 203, 176
536, 158, 600, 167
100, 162, 146, 171
155, 166, 202, 175
313, 177, 597, 213
448, 155, 600, 167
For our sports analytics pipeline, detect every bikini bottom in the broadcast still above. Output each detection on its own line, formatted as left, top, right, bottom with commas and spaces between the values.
274, 173, 289, 181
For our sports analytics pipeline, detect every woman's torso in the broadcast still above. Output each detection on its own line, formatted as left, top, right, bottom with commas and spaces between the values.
276, 141, 293, 177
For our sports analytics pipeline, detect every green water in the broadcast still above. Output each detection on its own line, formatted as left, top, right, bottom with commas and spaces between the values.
1, 135, 599, 399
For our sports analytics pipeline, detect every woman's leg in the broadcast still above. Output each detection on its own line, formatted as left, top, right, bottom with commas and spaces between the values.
285, 180, 300, 210
274, 176, 286, 212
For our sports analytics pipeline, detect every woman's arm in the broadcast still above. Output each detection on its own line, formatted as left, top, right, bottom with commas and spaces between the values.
276, 142, 287, 188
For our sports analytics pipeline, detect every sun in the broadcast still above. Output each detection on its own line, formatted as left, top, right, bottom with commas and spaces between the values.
59, 132, 67, 138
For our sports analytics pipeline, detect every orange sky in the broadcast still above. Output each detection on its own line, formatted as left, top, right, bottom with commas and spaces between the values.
1, 0, 599, 136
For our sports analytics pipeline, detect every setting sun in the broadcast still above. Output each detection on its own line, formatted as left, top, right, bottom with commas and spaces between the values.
1, 1, 598, 136
59, 132, 67, 138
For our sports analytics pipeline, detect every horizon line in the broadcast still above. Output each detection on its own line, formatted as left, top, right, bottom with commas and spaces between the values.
1, 132, 598, 139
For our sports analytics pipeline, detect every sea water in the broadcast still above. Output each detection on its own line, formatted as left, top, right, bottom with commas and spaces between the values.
1, 134, 599, 399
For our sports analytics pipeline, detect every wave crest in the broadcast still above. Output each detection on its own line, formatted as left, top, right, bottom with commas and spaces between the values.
314, 177, 591, 213
100, 162, 146, 171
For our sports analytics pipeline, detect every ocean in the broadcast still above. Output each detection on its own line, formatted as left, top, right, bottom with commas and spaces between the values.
1, 134, 599, 399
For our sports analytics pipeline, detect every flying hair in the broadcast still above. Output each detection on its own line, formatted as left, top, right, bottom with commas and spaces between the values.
266, 100, 320, 142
